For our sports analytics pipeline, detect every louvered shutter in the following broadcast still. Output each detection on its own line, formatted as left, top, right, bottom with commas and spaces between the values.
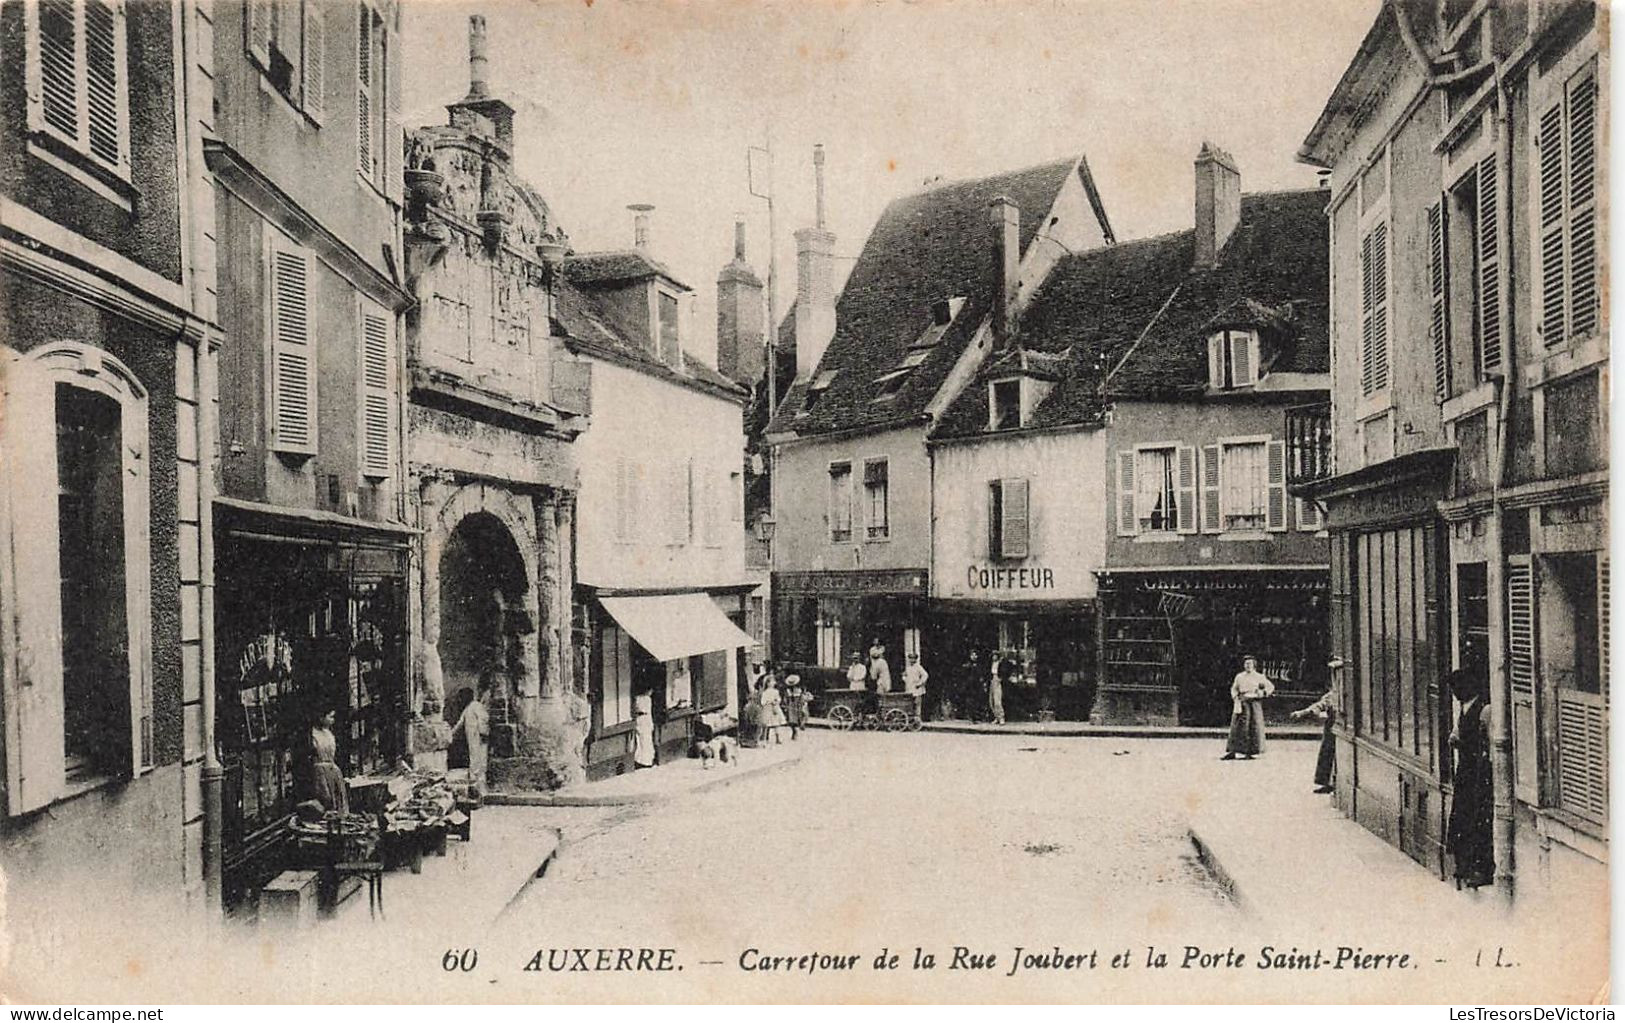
1200, 444, 1222, 533
1296, 497, 1323, 532
359, 301, 392, 478
1360, 224, 1389, 393
1566, 68, 1599, 340
1, 353, 67, 814
1176, 446, 1197, 535
1207, 335, 1224, 389
38, 0, 80, 139
1000, 478, 1029, 559
1476, 154, 1502, 375
1228, 332, 1254, 386
1507, 557, 1539, 803
1598, 556, 1610, 695
1265, 440, 1287, 532
1538, 100, 1567, 347
302, 0, 326, 122
269, 239, 317, 454
356, 3, 372, 179
83, 0, 123, 168
1426, 201, 1450, 401
987, 481, 1001, 556
1115, 451, 1136, 536
248, 0, 272, 65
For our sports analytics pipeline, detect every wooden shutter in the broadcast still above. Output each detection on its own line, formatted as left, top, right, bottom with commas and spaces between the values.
302, 0, 326, 122
1538, 99, 1567, 347
1426, 201, 1450, 401
1228, 332, 1254, 386
37, 0, 80, 139
359, 301, 392, 478
1296, 497, 1323, 532
1265, 439, 1287, 531
1, 355, 67, 813
1206, 335, 1224, 389
1176, 446, 1197, 535
1360, 224, 1388, 394
1566, 67, 1599, 339
356, 3, 372, 178
1476, 154, 1502, 375
1599, 556, 1610, 695
1507, 556, 1539, 804
987, 481, 1001, 557
1000, 478, 1029, 559
248, 0, 272, 66
269, 238, 316, 454
1200, 444, 1222, 533
82, 0, 124, 168
1115, 450, 1136, 536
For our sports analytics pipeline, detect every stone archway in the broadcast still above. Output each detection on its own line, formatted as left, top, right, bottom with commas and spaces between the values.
438, 511, 529, 721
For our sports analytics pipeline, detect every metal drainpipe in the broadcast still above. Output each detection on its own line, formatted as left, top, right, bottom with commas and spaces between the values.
1486, 73, 1517, 907
199, 334, 223, 913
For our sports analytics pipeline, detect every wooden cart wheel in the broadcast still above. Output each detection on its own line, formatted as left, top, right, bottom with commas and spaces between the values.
882, 708, 910, 732
828, 704, 856, 731
908, 715, 924, 732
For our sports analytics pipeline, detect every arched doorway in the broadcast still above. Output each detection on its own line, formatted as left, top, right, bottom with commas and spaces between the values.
438, 511, 529, 758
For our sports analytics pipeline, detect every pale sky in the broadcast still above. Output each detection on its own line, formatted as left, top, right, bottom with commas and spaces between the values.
401, 0, 1381, 366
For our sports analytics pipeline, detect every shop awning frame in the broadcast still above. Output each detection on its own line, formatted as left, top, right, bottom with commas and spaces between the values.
598, 593, 759, 663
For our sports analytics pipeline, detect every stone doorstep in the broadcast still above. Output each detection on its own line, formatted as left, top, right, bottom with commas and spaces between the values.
484, 744, 806, 807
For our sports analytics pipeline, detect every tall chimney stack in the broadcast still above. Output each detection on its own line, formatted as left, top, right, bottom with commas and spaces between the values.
989, 196, 1020, 346
629, 204, 654, 251
1194, 142, 1241, 268
447, 14, 515, 154
717, 217, 765, 385
468, 15, 490, 98
794, 146, 837, 379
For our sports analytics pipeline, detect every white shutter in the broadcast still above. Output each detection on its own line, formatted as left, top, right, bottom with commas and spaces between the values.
1200, 444, 1222, 533
1476, 154, 1502, 375
37, 0, 81, 139
1427, 201, 1450, 401
1296, 497, 1323, 533
359, 300, 392, 478
1228, 332, 1255, 386
1361, 222, 1389, 393
1206, 335, 1224, 389
1, 354, 66, 814
1115, 450, 1136, 536
302, 0, 326, 123
1175, 446, 1197, 535
1001, 478, 1029, 559
355, 3, 372, 179
1566, 67, 1599, 340
1508, 557, 1540, 804
82, 0, 124, 169
1598, 556, 1610, 696
1265, 440, 1287, 532
269, 238, 317, 454
1538, 99, 1567, 347
248, 0, 272, 66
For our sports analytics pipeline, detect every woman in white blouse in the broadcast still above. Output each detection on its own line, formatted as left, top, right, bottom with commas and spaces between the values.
1221, 655, 1275, 760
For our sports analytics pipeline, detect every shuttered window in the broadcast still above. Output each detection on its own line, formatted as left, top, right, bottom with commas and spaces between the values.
269, 237, 317, 455
1265, 439, 1288, 532
863, 459, 889, 540
1475, 154, 1502, 375
1176, 445, 1197, 536
1537, 61, 1600, 348
1296, 497, 1323, 532
988, 478, 1029, 560
356, 2, 376, 179
1426, 201, 1450, 401
828, 462, 853, 542
1115, 450, 1136, 536
1200, 444, 1222, 533
27, 0, 129, 174
359, 300, 392, 478
302, 2, 326, 123
1359, 222, 1389, 394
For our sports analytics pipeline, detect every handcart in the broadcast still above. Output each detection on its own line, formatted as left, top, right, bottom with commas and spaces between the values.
820, 688, 923, 732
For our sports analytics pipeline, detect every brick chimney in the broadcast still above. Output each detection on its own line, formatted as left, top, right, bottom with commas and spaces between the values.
629, 204, 654, 251
794, 144, 836, 379
716, 218, 765, 385
1194, 142, 1241, 268
989, 196, 1020, 346
447, 15, 515, 155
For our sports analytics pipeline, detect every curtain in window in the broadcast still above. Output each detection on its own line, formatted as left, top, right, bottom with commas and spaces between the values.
1136, 449, 1177, 531
1223, 443, 1266, 529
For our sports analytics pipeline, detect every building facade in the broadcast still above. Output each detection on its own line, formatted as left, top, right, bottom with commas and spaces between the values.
767, 154, 1115, 688
401, 16, 588, 790
1296, 0, 1606, 899
203, 0, 415, 913
556, 215, 756, 779
0, 0, 219, 948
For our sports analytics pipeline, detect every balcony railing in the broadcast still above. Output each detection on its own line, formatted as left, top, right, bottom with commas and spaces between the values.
1285, 401, 1333, 488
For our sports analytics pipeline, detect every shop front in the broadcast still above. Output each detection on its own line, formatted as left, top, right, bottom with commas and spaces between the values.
771, 569, 929, 690
1096, 568, 1331, 726
213, 499, 413, 914
925, 598, 1096, 722
584, 588, 757, 778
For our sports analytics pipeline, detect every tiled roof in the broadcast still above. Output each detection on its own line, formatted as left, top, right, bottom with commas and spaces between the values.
932, 188, 1329, 438
564, 250, 692, 292
554, 281, 745, 401
766, 157, 1097, 437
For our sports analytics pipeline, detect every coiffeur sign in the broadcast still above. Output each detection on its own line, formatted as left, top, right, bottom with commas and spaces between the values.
966, 565, 1056, 590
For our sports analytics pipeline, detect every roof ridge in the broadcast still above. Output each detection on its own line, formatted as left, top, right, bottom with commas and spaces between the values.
905, 154, 1078, 198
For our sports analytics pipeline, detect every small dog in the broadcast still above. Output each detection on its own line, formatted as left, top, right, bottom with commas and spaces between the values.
697, 735, 740, 770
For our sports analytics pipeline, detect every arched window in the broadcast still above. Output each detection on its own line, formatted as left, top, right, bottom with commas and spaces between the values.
1, 342, 152, 814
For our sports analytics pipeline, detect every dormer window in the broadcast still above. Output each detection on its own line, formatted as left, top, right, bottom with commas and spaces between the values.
990, 378, 1022, 430
802, 368, 837, 415
1207, 329, 1259, 390
657, 290, 681, 370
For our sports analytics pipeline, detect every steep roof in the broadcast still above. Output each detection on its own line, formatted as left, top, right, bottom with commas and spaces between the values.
767, 157, 1105, 438
564, 250, 692, 292
932, 188, 1329, 438
554, 281, 745, 402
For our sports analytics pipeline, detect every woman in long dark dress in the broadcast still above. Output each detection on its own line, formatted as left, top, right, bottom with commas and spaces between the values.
1446, 668, 1495, 889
